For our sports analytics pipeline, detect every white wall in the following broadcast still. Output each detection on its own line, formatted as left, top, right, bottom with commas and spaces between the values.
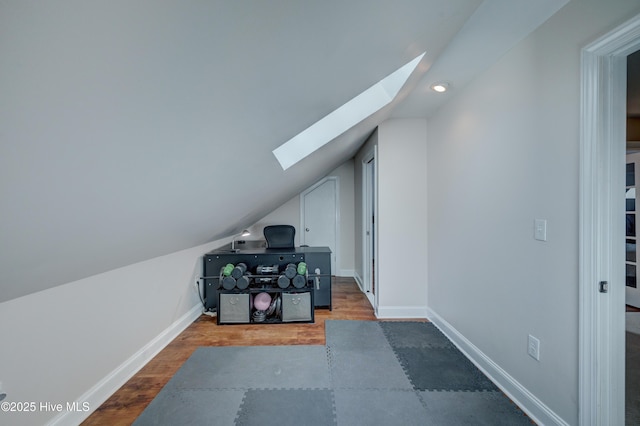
376, 119, 428, 317
250, 160, 356, 276
426, 0, 640, 424
353, 121, 429, 316
335, 160, 356, 276
251, 196, 303, 246
0, 238, 226, 426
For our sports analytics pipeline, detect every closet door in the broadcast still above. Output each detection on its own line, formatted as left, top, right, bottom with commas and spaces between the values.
300, 177, 338, 273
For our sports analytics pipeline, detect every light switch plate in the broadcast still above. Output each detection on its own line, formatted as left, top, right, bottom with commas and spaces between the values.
528, 334, 540, 361
534, 219, 547, 241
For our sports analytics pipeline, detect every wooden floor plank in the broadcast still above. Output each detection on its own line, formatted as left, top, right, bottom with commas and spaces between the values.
82, 277, 376, 425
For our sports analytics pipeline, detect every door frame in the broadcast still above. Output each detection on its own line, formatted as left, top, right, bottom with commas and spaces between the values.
300, 176, 340, 274
579, 13, 640, 425
361, 148, 378, 309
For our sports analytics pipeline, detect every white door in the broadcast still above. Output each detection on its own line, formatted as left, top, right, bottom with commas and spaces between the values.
301, 177, 338, 272
627, 152, 640, 307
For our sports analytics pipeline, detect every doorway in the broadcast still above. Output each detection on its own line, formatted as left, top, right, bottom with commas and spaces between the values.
363, 150, 377, 307
580, 13, 640, 425
628, 49, 640, 310
625, 47, 640, 424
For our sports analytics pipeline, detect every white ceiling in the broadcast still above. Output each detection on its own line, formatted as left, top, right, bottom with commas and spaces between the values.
0, 0, 567, 303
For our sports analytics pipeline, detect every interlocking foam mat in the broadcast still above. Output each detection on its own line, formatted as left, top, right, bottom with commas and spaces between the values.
133, 321, 531, 426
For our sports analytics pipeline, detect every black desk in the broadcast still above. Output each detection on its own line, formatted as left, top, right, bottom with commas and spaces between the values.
203, 246, 332, 312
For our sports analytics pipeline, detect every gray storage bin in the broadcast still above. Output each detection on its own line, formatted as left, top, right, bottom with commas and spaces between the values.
281, 292, 312, 322
219, 293, 250, 323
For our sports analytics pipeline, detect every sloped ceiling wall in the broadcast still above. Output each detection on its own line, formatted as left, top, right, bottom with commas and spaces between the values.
0, 0, 566, 303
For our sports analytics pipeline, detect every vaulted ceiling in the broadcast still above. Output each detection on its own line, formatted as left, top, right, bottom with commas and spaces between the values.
0, 0, 567, 303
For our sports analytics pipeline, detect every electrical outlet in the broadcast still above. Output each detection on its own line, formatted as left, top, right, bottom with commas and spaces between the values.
528, 335, 540, 361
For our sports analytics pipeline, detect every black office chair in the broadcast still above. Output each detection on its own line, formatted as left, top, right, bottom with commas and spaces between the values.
263, 225, 296, 249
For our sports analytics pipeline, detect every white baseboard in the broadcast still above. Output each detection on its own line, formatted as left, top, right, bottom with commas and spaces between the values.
353, 271, 364, 291
426, 308, 569, 426
47, 304, 203, 426
376, 305, 428, 319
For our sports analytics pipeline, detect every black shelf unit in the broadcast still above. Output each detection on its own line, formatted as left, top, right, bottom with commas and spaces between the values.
202, 246, 332, 321
217, 286, 314, 325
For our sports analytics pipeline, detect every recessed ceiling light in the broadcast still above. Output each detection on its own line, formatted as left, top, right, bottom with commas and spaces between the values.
431, 82, 450, 93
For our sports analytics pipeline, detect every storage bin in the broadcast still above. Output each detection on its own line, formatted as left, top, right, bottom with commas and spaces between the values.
219, 293, 250, 323
281, 292, 312, 322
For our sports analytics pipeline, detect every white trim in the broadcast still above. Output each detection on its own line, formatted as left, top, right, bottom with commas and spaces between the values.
353, 270, 364, 290
352, 271, 376, 308
365, 291, 375, 308
361, 146, 378, 312
300, 176, 341, 274
375, 305, 428, 319
362, 150, 374, 294
579, 13, 640, 426
427, 308, 569, 426
47, 304, 203, 426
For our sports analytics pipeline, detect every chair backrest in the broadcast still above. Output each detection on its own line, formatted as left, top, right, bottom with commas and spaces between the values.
263, 225, 296, 249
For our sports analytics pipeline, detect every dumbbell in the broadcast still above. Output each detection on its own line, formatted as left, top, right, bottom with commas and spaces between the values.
236, 275, 250, 290
221, 263, 234, 277
222, 276, 236, 290
231, 263, 247, 279
256, 265, 279, 275
291, 262, 307, 288
277, 275, 290, 289
292, 274, 306, 288
284, 263, 297, 279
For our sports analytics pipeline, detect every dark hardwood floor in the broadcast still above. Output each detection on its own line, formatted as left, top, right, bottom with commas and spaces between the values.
82, 277, 377, 425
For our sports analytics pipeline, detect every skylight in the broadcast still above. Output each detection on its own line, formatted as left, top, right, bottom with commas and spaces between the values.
273, 52, 426, 170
